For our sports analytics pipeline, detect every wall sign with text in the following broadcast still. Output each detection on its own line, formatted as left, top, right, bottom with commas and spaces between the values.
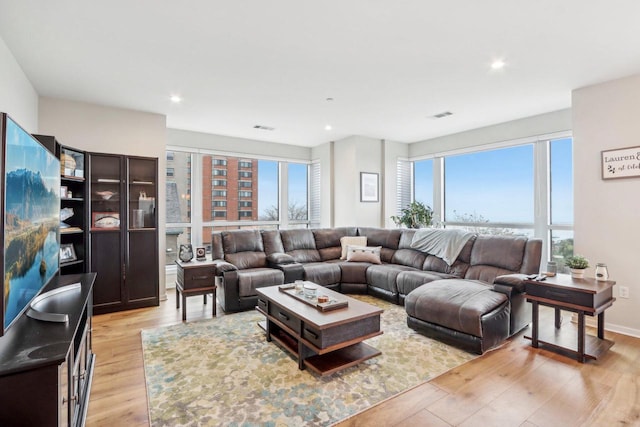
601, 146, 640, 180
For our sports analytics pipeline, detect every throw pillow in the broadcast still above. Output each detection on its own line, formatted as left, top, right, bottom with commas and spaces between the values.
346, 245, 382, 264
340, 236, 367, 259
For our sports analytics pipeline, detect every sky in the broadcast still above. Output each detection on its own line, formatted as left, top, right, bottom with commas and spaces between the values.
414, 138, 573, 225
257, 160, 308, 218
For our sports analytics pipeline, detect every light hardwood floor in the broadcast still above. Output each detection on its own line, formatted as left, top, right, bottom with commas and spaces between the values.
86, 289, 640, 426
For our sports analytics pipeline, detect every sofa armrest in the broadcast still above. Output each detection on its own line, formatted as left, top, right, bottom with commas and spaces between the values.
266, 253, 296, 267
211, 259, 238, 274
493, 273, 528, 295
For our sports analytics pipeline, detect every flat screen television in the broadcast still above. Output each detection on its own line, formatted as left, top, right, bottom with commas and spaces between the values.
0, 113, 60, 336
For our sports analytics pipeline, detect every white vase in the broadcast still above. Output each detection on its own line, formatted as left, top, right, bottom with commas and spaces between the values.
570, 268, 585, 279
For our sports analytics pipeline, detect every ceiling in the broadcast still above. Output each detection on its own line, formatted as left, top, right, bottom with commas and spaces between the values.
1, 1, 640, 147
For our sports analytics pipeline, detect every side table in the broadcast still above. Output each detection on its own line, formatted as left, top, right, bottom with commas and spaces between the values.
175, 259, 218, 321
525, 274, 616, 362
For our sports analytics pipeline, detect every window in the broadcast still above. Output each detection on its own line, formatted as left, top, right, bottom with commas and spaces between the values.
401, 134, 573, 269
413, 159, 433, 209
166, 150, 309, 275
288, 163, 308, 220
166, 167, 175, 177
166, 152, 174, 161
445, 145, 534, 224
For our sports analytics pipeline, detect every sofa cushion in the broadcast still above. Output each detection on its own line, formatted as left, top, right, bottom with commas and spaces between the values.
237, 268, 284, 297
301, 262, 342, 286
339, 236, 367, 259
366, 264, 418, 295
405, 279, 508, 338
396, 270, 456, 297
346, 245, 382, 264
339, 261, 370, 284
262, 230, 285, 255
280, 229, 322, 263
225, 252, 267, 270
391, 248, 426, 270
222, 230, 264, 254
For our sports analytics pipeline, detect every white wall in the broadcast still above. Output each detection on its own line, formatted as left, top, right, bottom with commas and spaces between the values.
38, 97, 168, 297
573, 73, 640, 337
0, 36, 38, 132
410, 109, 572, 157
168, 128, 310, 161
333, 136, 383, 227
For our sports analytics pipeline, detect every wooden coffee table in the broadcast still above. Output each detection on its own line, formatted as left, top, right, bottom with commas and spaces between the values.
256, 284, 383, 376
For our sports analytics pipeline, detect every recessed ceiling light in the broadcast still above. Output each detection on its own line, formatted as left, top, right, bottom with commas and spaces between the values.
431, 111, 453, 119
253, 125, 275, 131
325, 124, 332, 131
170, 95, 182, 103
490, 59, 506, 70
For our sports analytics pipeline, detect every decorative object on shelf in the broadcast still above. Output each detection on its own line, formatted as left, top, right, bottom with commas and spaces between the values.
60, 243, 77, 263
195, 247, 206, 261
178, 244, 194, 262
545, 261, 557, 277
360, 172, 379, 202
601, 145, 640, 180
95, 190, 117, 200
595, 263, 609, 281
391, 201, 434, 228
60, 185, 68, 198
60, 151, 77, 176
132, 209, 145, 228
566, 255, 590, 279
92, 212, 120, 228
60, 207, 74, 228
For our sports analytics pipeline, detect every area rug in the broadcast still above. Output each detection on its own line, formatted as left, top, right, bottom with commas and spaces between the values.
141, 295, 476, 426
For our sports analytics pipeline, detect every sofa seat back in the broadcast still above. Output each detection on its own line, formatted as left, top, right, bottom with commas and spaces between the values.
280, 229, 322, 263
357, 227, 401, 263
221, 230, 267, 270
390, 230, 426, 269
313, 227, 358, 261
464, 235, 542, 283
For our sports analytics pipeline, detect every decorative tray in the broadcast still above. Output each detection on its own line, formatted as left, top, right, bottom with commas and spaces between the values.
278, 284, 348, 312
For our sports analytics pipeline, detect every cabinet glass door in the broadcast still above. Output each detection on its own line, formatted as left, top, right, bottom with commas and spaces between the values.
128, 157, 157, 229
90, 154, 122, 231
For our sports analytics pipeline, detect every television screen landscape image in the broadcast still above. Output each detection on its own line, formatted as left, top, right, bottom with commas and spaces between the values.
1, 113, 60, 335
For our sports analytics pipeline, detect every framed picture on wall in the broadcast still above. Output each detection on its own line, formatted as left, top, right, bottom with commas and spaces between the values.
360, 172, 379, 202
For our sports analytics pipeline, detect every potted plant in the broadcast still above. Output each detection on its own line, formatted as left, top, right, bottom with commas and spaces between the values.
565, 255, 589, 279
391, 201, 434, 229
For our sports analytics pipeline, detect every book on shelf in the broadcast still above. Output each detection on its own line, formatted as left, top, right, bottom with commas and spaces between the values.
61, 226, 83, 233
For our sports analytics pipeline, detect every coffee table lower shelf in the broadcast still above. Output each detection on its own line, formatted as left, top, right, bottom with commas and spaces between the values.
257, 311, 382, 376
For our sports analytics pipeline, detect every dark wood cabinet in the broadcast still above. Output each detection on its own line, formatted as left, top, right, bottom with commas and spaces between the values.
34, 136, 89, 276
88, 153, 159, 314
0, 273, 96, 426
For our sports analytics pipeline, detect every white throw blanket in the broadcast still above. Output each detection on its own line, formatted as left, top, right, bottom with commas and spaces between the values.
410, 229, 475, 266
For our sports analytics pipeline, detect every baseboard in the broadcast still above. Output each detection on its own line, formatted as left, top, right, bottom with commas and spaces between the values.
569, 313, 640, 338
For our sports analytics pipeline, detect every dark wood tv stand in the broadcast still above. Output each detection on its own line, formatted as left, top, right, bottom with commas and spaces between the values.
0, 273, 96, 426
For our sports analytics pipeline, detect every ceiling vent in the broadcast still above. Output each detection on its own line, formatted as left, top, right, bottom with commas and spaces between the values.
432, 111, 453, 119
253, 125, 275, 131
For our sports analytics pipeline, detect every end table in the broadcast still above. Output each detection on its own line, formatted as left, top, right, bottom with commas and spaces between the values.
525, 274, 616, 362
175, 259, 218, 321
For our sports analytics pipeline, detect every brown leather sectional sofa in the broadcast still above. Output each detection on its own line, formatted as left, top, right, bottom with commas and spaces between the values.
211, 227, 542, 353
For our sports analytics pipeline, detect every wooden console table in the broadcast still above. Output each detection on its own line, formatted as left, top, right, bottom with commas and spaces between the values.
525, 274, 616, 362
175, 259, 217, 321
